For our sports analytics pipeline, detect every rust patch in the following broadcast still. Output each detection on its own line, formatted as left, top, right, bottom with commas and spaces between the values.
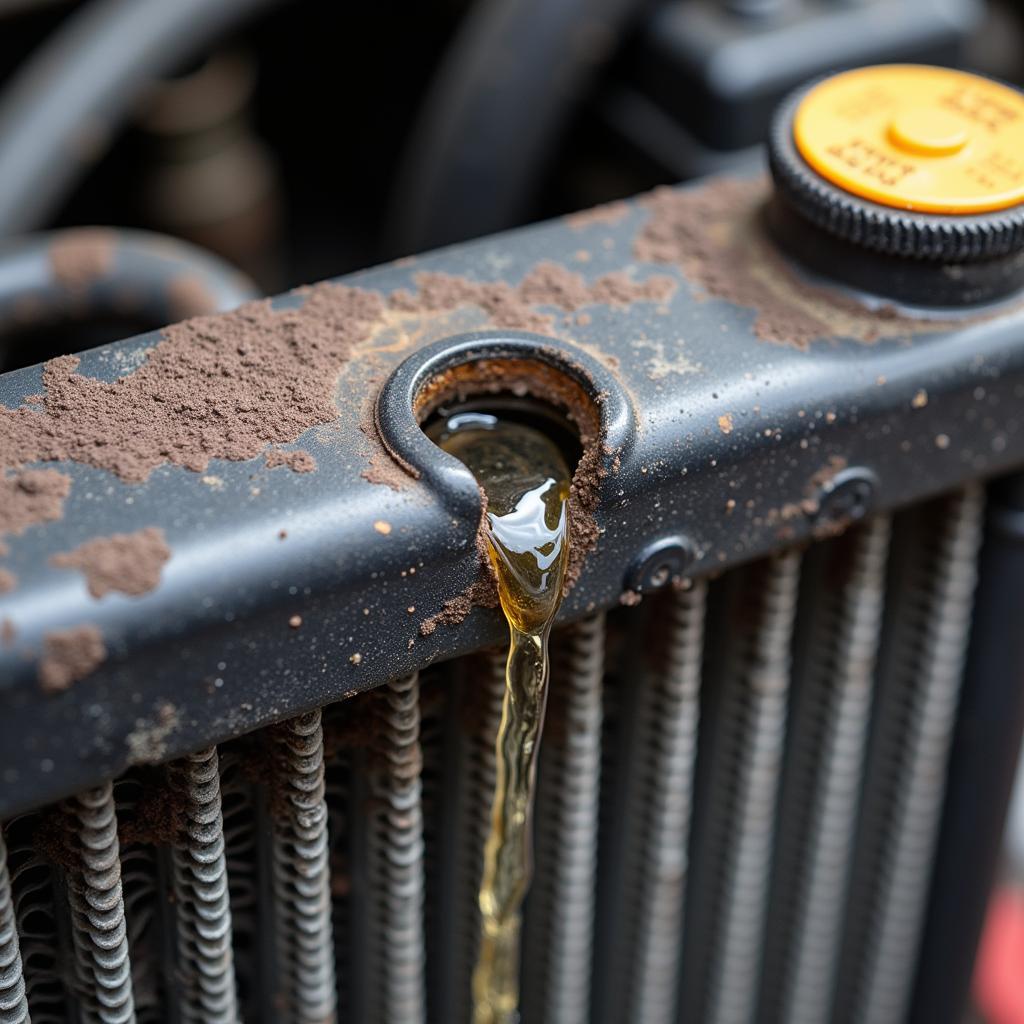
0, 281, 387, 483
50, 526, 171, 598
38, 624, 106, 693
373, 520, 392, 535
388, 260, 674, 337
634, 178, 971, 349
420, 578, 498, 637
0, 568, 15, 593
32, 805, 79, 870
564, 200, 630, 230
0, 468, 71, 546
1, 618, 14, 647
119, 769, 189, 847
360, 389, 420, 492
126, 703, 180, 765
718, 413, 734, 435
264, 447, 317, 473
49, 228, 116, 291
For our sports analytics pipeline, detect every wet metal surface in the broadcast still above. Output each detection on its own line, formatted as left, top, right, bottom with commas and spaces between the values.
2, 175, 1024, 814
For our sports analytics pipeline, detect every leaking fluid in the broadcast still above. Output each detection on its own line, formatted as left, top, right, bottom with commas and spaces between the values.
430, 411, 572, 1024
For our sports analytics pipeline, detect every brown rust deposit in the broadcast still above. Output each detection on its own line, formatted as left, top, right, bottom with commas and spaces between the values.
38, 624, 106, 693
389, 261, 674, 336
50, 526, 171, 598
264, 447, 317, 473
0, 569, 16, 594
633, 178, 965, 349
0, 282, 386, 483
0, 468, 72, 545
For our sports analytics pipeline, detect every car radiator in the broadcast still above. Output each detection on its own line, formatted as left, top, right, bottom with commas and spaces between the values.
1, 170, 1024, 1024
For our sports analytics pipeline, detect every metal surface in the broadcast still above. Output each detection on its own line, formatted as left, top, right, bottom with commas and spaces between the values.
268, 710, 336, 1024
67, 782, 135, 1024
0, 831, 28, 1024
5, 173, 1024, 815
417, 653, 505, 1024
761, 517, 891, 1024
170, 747, 239, 1024
593, 584, 705, 1024
521, 614, 604, 1024
834, 485, 985, 1024
1, 161, 1024, 1024
0, 548, 1007, 1023
362, 673, 426, 1024
680, 550, 801, 1024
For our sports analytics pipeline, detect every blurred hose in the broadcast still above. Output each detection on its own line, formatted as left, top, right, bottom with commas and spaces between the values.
0, 227, 259, 341
385, 0, 641, 255
0, 0, 282, 236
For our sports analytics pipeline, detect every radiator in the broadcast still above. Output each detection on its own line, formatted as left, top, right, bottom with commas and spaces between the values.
3, 174, 1024, 1024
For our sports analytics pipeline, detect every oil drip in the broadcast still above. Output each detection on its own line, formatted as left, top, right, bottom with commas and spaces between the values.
430, 411, 572, 1024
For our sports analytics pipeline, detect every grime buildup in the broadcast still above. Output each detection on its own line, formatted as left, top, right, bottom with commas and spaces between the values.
430, 412, 572, 1024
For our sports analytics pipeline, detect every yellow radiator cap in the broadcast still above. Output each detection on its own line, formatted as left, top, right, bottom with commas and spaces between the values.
793, 64, 1024, 214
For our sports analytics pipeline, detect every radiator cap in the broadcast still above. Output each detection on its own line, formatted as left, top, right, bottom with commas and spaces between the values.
769, 64, 1024, 264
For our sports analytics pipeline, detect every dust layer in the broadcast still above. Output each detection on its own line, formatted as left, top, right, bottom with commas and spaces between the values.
633, 178, 975, 349
38, 624, 106, 693
360, 261, 672, 491
0, 282, 387, 485
388, 260, 674, 336
0, 259, 665, 638
264, 447, 317, 473
0, 468, 71, 549
50, 526, 171, 598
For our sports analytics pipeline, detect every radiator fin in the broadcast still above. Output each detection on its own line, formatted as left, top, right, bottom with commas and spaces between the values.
0, 830, 29, 1024
363, 673, 427, 1024
521, 614, 605, 1024
170, 747, 239, 1024
217, 750, 261, 1021
596, 582, 708, 1024
115, 773, 179, 1024
835, 485, 985, 1024
5, 814, 65, 1024
0, 486, 992, 1024
439, 654, 505, 1024
681, 550, 802, 1024
269, 710, 337, 1024
762, 517, 892, 1024
67, 783, 135, 1024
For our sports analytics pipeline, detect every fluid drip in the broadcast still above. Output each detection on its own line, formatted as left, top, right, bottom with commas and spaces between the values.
430, 411, 572, 1024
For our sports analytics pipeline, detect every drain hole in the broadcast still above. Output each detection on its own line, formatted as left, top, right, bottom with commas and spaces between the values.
422, 396, 583, 473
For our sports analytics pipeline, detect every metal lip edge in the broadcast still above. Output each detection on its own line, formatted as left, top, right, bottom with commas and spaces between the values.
375, 329, 635, 495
